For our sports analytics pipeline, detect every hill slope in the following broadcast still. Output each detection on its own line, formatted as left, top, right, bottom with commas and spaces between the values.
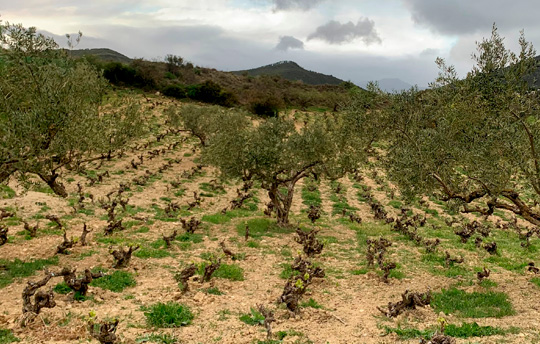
233, 61, 346, 86
69, 48, 132, 64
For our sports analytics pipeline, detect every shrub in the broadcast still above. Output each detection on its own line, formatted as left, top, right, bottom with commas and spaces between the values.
162, 84, 187, 99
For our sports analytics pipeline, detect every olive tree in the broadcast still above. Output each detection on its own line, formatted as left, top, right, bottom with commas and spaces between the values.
386, 25, 540, 226
0, 22, 145, 197
201, 103, 381, 226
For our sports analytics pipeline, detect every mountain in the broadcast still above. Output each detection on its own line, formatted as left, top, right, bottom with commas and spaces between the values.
68, 48, 132, 64
233, 61, 346, 86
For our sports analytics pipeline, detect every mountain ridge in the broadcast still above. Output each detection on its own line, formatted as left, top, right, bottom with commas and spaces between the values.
233, 61, 347, 86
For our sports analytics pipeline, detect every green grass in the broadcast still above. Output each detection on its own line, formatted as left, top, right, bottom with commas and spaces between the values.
53, 282, 72, 294
383, 322, 518, 340
444, 322, 519, 338
237, 218, 291, 239
90, 271, 136, 292
382, 326, 434, 340
432, 288, 515, 318
0, 329, 19, 343
213, 264, 244, 281
201, 287, 223, 295
300, 298, 323, 309
135, 333, 179, 344
143, 302, 194, 328
134, 246, 172, 259
0, 256, 59, 288
239, 307, 265, 326
0, 185, 16, 199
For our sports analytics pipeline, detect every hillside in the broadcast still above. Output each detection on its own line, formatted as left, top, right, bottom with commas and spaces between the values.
234, 61, 346, 86
69, 48, 132, 64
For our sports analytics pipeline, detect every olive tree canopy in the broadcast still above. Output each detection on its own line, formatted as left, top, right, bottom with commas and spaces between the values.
386, 25, 540, 226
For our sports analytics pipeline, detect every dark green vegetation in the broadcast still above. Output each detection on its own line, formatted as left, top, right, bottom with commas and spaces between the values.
0, 329, 19, 344
233, 60, 345, 86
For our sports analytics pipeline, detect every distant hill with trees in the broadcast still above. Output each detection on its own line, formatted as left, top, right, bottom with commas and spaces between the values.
69, 48, 132, 64
233, 61, 346, 86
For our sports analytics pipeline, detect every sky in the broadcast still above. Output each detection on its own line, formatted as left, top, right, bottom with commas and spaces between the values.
1, 0, 539, 88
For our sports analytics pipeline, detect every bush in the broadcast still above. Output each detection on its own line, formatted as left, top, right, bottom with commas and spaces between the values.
249, 96, 282, 117
143, 302, 194, 328
162, 84, 187, 99
186, 81, 237, 107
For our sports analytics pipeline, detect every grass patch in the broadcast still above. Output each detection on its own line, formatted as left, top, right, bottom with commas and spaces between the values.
201, 287, 223, 295
134, 247, 172, 259
0, 256, 59, 288
53, 282, 72, 294
90, 271, 136, 292
135, 333, 178, 344
382, 326, 434, 340
0, 328, 20, 343
445, 322, 519, 338
300, 298, 322, 309
143, 302, 194, 328
0, 185, 16, 199
237, 218, 290, 239
213, 264, 244, 281
432, 288, 515, 318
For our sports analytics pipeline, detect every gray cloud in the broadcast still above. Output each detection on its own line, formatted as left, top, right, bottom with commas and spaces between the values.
402, 0, 540, 35
275, 36, 304, 51
307, 18, 381, 45
271, 0, 325, 11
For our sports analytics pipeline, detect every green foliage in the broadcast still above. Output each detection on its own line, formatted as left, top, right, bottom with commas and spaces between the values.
385, 26, 540, 225
213, 264, 244, 281
239, 307, 265, 326
300, 298, 322, 309
0, 23, 145, 194
0, 329, 19, 344
0, 256, 59, 288
201, 287, 223, 295
0, 185, 15, 199
134, 246, 172, 259
432, 288, 515, 318
143, 302, 194, 328
136, 333, 179, 344
382, 326, 434, 340
90, 271, 136, 292
444, 322, 519, 338
53, 282, 72, 294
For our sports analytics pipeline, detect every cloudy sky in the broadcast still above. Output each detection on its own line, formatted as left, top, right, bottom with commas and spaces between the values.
2, 0, 539, 87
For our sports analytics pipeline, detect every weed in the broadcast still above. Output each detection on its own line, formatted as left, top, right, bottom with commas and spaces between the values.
0, 328, 19, 343
0, 256, 59, 288
239, 307, 265, 326
300, 298, 322, 309
90, 271, 136, 292
213, 264, 244, 281
444, 322, 519, 338
143, 302, 194, 328
432, 288, 515, 318
135, 333, 179, 344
